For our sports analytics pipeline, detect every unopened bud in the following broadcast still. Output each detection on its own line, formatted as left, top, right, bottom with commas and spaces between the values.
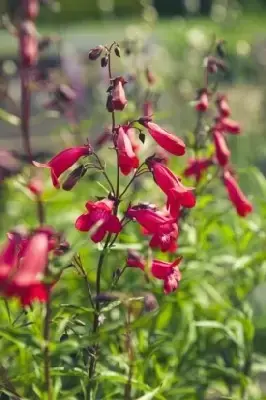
62, 165, 86, 191
114, 45, 121, 57
101, 55, 109, 68
88, 45, 104, 61
144, 293, 159, 313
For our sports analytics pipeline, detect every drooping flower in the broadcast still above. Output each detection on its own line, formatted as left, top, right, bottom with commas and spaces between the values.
213, 130, 230, 167
116, 126, 139, 175
146, 159, 196, 218
126, 250, 145, 270
126, 205, 176, 235
216, 94, 231, 117
34, 145, 92, 188
112, 77, 127, 111
75, 199, 121, 243
183, 157, 213, 183
139, 120, 186, 156
195, 89, 208, 112
223, 171, 253, 217
0, 231, 50, 305
141, 208, 179, 252
216, 117, 241, 135
151, 257, 182, 294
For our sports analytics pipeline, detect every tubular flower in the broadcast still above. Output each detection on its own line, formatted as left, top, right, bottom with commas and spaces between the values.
0, 231, 50, 305
223, 171, 253, 217
142, 208, 179, 252
112, 77, 127, 111
183, 157, 213, 183
213, 130, 230, 167
34, 145, 92, 188
216, 117, 241, 135
126, 205, 176, 235
216, 94, 231, 117
146, 159, 196, 218
126, 128, 141, 153
196, 89, 208, 112
139, 120, 186, 156
126, 250, 145, 270
117, 126, 139, 175
75, 199, 122, 243
151, 257, 182, 294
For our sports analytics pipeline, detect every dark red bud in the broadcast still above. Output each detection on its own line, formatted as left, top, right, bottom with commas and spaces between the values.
88, 45, 104, 61
62, 165, 86, 191
101, 55, 109, 68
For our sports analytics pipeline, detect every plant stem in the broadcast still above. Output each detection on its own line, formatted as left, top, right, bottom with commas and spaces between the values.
43, 291, 52, 400
20, 68, 33, 163
36, 195, 45, 226
87, 235, 112, 397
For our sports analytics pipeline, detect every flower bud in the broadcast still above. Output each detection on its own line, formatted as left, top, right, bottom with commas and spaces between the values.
88, 45, 104, 61
145, 67, 156, 86
114, 45, 121, 58
106, 93, 114, 112
144, 293, 159, 313
62, 165, 86, 191
101, 55, 109, 68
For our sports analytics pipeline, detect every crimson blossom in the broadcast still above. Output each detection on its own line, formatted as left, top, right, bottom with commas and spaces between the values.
183, 157, 213, 183
127, 251, 182, 294
116, 126, 139, 175
75, 199, 122, 243
139, 120, 186, 156
34, 145, 92, 188
146, 158, 196, 218
223, 171, 253, 217
0, 231, 49, 305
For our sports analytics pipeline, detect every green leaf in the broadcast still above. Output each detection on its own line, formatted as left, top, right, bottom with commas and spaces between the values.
0, 108, 20, 126
136, 386, 161, 400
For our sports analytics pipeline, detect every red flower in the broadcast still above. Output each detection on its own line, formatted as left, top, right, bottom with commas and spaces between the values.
126, 250, 145, 270
184, 157, 213, 183
196, 90, 208, 112
140, 121, 186, 156
34, 145, 92, 188
112, 77, 127, 111
0, 232, 20, 281
217, 118, 241, 135
0, 232, 50, 305
75, 199, 121, 243
24, 0, 39, 20
127, 206, 176, 235
141, 208, 178, 252
126, 128, 140, 153
213, 130, 230, 167
146, 159, 196, 218
216, 94, 231, 117
151, 257, 182, 294
117, 126, 139, 175
223, 171, 253, 217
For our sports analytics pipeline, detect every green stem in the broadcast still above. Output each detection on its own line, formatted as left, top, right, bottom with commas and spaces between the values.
43, 292, 52, 400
